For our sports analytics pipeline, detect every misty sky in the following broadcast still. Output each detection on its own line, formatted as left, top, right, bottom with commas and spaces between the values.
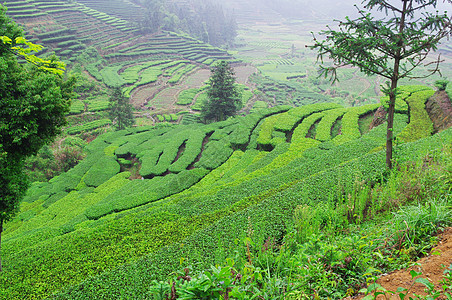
221, 0, 451, 21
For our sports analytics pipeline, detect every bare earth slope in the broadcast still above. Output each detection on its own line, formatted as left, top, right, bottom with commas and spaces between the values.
347, 227, 452, 299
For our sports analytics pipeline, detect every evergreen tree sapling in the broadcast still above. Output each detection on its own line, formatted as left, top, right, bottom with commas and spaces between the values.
201, 61, 241, 122
310, 0, 452, 169
0, 5, 75, 271
108, 87, 135, 130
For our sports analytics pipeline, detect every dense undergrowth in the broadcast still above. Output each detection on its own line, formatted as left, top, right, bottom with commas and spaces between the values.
149, 144, 452, 299
0, 86, 450, 299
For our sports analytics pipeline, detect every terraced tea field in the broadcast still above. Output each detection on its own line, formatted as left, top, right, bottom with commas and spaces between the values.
1, 0, 239, 129
1, 85, 448, 299
233, 12, 452, 106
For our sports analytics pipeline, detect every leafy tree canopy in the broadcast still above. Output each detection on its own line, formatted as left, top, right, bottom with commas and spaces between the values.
201, 61, 241, 122
0, 4, 75, 270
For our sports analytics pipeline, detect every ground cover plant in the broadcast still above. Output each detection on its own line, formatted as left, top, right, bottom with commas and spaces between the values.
0, 85, 448, 299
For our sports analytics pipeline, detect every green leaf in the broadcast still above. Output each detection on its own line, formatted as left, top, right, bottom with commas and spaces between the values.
414, 277, 434, 289
0, 35, 12, 44
15, 36, 27, 44
410, 270, 423, 278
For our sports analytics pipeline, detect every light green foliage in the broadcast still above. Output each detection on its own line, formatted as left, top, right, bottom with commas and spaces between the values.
100, 65, 126, 87
139, 128, 207, 177
315, 108, 347, 141
257, 113, 283, 148
1, 88, 448, 299
1, 35, 66, 75
257, 103, 344, 148
332, 104, 380, 145
118, 60, 187, 96
87, 100, 109, 112
192, 92, 208, 111
69, 100, 85, 115
168, 64, 196, 84
251, 101, 268, 112
66, 119, 112, 135
435, 79, 449, 91
177, 88, 199, 105
397, 89, 435, 143
380, 85, 431, 113
237, 84, 254, 105
83, 157, 120, 187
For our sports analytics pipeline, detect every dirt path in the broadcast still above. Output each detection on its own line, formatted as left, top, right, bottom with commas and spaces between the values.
346, 227, 452, 299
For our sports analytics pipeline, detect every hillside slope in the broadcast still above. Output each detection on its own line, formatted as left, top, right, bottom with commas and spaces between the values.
1, 86, 450, 299
0, 0, 238, 121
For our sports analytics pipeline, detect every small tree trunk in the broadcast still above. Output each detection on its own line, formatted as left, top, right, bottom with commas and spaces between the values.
386, 0, 408, 170
386, 90, 396, 169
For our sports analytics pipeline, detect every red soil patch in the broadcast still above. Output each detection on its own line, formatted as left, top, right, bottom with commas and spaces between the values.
183, 68, 211, 87
346, 227, 452, 299
426, 91, 452, 133
130, 85, 163, 108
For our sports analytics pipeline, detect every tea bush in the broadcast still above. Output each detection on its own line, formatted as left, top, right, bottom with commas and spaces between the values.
397, 89, 435, 143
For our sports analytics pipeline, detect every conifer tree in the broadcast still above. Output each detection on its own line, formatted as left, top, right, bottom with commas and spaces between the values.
108, 87, 135, 130
310, 0, 452, 169
201, 61, 241, 122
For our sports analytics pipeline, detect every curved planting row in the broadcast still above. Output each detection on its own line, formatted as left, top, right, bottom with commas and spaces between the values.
3, 110, 422, 299
4, 0, 136, 59
380, 85, 432, 113
396, 88, 435, 143
257, 103, 343, 148
105, 32, 233, 66
1, 89, 440, 299
331, 103, 380, 145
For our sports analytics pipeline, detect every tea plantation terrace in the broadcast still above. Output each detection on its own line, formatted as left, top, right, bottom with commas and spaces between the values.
0, 86, 448, 299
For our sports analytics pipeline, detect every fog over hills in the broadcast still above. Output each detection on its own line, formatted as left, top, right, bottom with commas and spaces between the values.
219, 0, 451, 24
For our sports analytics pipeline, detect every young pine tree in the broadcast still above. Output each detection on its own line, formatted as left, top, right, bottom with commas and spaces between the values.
310, 0, 452, 169
108, 87, 135, 130
201, 61, 241, 122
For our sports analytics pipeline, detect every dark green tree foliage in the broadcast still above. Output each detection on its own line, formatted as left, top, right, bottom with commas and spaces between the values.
310, 0, 452, 169
138, 0, 237, 46
0, 5, 74, 271
201, 61, 241, 122
108, 87, 135, 130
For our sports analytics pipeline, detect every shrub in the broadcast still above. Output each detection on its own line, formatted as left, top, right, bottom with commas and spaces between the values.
434, 79, 449, 91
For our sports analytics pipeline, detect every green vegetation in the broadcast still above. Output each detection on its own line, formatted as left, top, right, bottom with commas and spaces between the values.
310, 0, 452, 168
201, 61, 241, 122
65, 119, 112, 135
108, 87, 135, 130
0, 5, 75, 271
1, 86, 449, 299
2, 0, 452, 299
177, 88, 199, 105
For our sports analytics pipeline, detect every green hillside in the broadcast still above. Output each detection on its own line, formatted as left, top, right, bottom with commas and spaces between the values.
1, 85, 451, 299
0, 0, 239, 127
